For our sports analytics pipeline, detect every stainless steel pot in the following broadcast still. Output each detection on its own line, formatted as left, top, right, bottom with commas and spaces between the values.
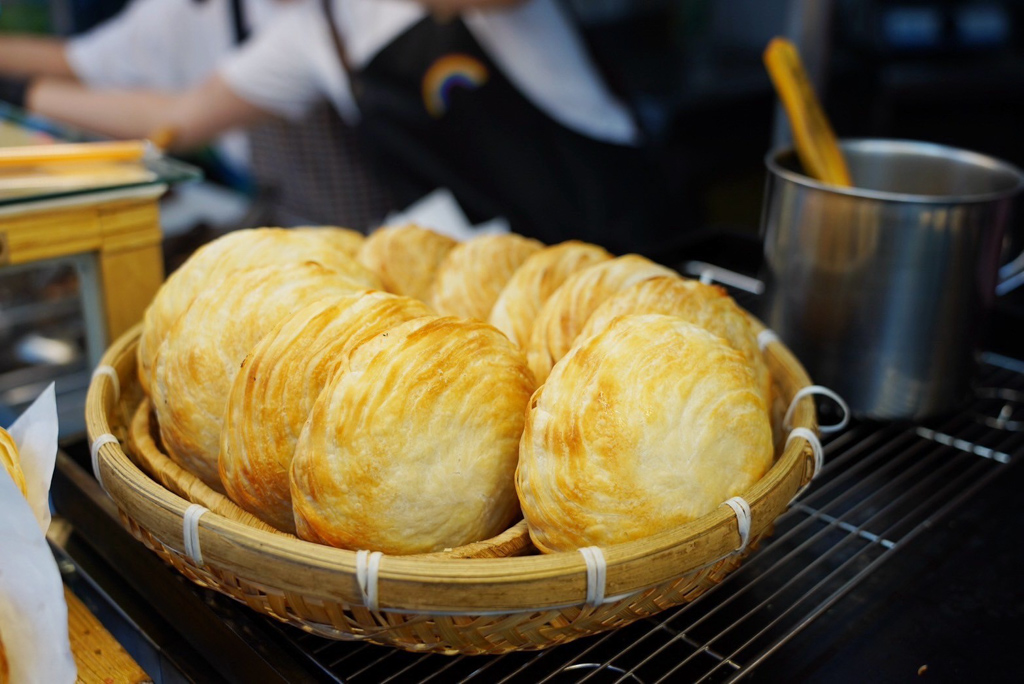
761, 139, 1024, 420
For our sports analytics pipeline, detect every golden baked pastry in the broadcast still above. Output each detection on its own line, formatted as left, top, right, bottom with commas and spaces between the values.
220, 291, 433, 532
356, 224, 457, 302
152, 262, 367, 489
291, 316, 534, 554
430, 233, 543, 320
517, 314, 773, 552
578, 276, 772, 405
137, 227, 382, 395
0, 632, 7, 684
292, 226, 365, 257
489, 240, 612, 347
526, 254, 677, 384
0, 430, 25, 683
0, 427, 27, 498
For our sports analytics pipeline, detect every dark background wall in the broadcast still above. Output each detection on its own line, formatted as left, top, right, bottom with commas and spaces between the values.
571, 0, 1024, 240
6, 0, 1024, 238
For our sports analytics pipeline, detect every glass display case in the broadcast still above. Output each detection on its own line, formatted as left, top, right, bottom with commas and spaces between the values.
0, 102, 200, 439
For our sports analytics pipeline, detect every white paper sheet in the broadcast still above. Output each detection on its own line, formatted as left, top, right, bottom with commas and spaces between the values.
0, 383, 77, 682
6, 383, 59, 532
383, 187, 510, 241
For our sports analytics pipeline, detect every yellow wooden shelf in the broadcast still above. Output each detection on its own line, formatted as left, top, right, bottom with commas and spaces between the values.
0, 186, 166, 344
65, 586, 151, 684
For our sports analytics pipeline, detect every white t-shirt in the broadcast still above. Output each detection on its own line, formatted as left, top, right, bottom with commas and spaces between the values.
66, 0, 285, 170
220, 0, 639, 145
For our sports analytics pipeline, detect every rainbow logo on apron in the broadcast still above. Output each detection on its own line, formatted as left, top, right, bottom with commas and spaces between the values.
422, 54, 490, 118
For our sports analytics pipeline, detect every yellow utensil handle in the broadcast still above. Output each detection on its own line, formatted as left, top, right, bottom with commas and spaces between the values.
147, 126, 177, 152
0, 140, 149, 167
764, 37, 852, 187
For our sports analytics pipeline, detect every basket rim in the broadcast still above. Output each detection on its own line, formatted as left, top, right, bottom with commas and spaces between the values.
87, 321, 818, 614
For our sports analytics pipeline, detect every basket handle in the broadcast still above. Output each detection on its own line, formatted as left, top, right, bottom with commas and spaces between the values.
720, 497, 753, 553
757, 328, 851, 434
89, 433, 119, 492
356, 550, 384, 612
784, 385, 850, 434
182, 504, 210, 566
91, 365, 121, 403
578, 546, 607, 607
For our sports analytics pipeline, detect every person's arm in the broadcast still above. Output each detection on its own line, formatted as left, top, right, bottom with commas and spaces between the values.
0, 35, 75, 79
25, 74, 273, 151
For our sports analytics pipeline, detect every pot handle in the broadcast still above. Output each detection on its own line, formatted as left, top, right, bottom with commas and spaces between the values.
997, 250, 1024, 296
681, 261, 765, 295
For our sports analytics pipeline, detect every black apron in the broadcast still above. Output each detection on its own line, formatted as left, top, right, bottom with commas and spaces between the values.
324, 5, 676, 256
228, 0, 393, 230
248, 103, 394, 230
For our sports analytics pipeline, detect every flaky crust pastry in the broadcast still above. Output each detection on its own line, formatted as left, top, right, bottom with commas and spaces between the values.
219, 292, 433, 532
489, 240, 612, 348
138, 228, 382, 394
526, 254, 677, 384
292, 226, 365, 257
430, 233, 543, 321
152, 262, 367, 489
516, 314, 773, 552
578, 277, 773, 406
290, 316, 535, 554
0, 427, 26, 497
357, 224, 457, 302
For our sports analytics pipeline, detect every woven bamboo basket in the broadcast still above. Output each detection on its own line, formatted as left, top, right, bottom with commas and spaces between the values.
124, 395, 534, 559
86, 319, 818, 656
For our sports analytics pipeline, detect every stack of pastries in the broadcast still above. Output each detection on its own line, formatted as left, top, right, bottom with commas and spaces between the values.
138, 225, 774, 556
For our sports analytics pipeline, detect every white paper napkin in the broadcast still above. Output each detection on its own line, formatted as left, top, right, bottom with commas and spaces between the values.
6, 383, 59, 532
1, 384, 77, 683
383, 188, 510, 242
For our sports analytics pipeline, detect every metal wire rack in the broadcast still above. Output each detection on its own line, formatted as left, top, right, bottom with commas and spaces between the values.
260, 352, 1024, 683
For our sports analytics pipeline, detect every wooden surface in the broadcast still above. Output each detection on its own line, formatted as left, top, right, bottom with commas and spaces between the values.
763, 37, 852, 186
65, 586, 150, 684
0, 193, 164, 342
0, 141, 148, 167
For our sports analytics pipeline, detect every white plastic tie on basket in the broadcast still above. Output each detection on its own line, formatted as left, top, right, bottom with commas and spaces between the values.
356, 550, 384, 612
577, 546, 607, 608
182, 504, 209, 566
89, 433, 118, 492
757, 328, 780, 352
91, 365, 121, 403
784, 385, 851, 434
720, 496, 752, 553
787, 427, 824, 480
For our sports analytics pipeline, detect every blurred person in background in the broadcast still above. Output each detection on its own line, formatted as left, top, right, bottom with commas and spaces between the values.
2, 0, 679, 256
0, 0, 392, 231
0, 0, 282, 187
